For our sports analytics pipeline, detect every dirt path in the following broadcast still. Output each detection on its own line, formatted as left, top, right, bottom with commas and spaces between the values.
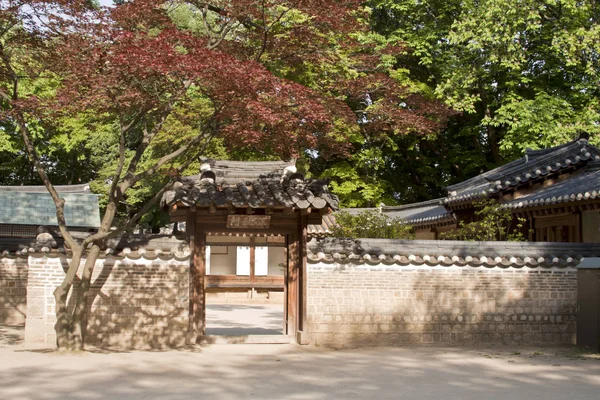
1, 343, 599, 400
206, 303, 284, 335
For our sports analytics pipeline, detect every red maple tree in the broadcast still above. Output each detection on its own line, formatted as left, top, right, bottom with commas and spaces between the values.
0, 0, 365, 349
1, 0, 450, 349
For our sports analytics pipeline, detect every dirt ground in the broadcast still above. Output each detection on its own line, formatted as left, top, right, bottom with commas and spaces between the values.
1, 339, 599, 400
206, 303, 284, 335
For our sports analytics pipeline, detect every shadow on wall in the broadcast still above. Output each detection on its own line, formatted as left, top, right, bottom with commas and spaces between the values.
0, 258, 27, 327
74, 259, 190, 350
307, 265, 577, 348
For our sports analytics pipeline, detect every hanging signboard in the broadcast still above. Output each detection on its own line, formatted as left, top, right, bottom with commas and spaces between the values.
226, 215, 271, 229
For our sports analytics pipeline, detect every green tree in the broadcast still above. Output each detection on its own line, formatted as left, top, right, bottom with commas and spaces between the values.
359, 0, 600, 207
439, 199, 528, 241
331, 209, 414, 239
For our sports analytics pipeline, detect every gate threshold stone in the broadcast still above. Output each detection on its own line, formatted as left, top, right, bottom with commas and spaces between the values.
199, 335, 293, 344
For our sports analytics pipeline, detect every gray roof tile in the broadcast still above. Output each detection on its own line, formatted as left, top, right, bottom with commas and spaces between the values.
445, 138, 600, 205
0, 191, 100, 228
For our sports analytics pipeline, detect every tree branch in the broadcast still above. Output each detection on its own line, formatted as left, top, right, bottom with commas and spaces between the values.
119, 103, 174, 192
0, 43, 79, 251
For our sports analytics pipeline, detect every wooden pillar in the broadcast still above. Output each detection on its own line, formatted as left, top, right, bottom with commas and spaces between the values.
249, 237, 256, 284
287, 232, 298, 335
193, 224, 206, 337
283, 240, 289, 334
186, 210, 196, 340
298, 213, 308, 337
575, 213, 582, 242
298, 215, 308, 331
568, 225, 575, 243
188, 210, 206, 342
556, 226, 563, 242
528, 217, 534, 241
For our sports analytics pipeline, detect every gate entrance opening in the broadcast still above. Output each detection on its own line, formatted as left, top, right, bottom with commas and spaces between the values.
161, 159, 339, 344
205, 235, 286, 336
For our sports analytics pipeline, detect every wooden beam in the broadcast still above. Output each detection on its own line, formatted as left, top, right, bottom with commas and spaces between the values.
206, 275, 284, 288
300, 207, 312, 216
249, 236, 256, 284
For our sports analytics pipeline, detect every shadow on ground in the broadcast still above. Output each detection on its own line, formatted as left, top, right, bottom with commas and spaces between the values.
1, 344, 599, 400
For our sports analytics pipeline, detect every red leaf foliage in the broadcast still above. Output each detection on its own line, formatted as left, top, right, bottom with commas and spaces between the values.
3, 0, 366, 159
2, 0, 452, 161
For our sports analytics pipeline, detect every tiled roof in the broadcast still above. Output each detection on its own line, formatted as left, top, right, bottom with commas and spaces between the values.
0, 191, 101, 228
5, 234, 599, 269
382, 199, 454, 226
307, 214, 337, 237
504, 161, 600, 210
445, 138, 600, 205
162, 174, 339, 211
192, 159, 296, 183
308, 238, 600, 268
0, 183, 91, 193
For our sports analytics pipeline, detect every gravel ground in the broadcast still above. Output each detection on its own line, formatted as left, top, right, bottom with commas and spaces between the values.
0, 340, 599, 400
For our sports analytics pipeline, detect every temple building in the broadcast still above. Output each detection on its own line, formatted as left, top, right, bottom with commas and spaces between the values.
338, 136, 600, 243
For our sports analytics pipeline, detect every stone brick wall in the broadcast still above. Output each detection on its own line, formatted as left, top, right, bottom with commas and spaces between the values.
306, 263, 577, 347
84, 258, 189, 348
0, 257, 28, 326
3, 236, 596, 350
22, 254, 189, 349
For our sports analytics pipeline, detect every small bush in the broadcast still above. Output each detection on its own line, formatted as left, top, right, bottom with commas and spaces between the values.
439, 199, 529, 241
331, 209, 414, 239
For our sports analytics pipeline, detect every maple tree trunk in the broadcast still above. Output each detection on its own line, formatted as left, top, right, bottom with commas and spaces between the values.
53, 245, 101, 350
71, 244, 101, 350
54, 285, 70, 349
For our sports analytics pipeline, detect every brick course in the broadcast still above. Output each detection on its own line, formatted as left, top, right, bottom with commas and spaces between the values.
0, 257, 28, 326
19, 255, 189, 348
0, 238, 587, 349
306, 263, 577, 347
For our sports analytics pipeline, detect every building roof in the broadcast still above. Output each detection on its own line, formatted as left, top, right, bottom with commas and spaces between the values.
504, 161, 600, 210
307, 214, 337, 237
0, 191, 101, 228
314, 138, 600, 230
305, 199, 456, 237
308, 238, 600, 268
382, 199, 454, 226
192, 159, 296, 183
4, 234, 599, 269
445, 138, 600, 205
161, 160, 339, 211
0, 183, 92, 193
